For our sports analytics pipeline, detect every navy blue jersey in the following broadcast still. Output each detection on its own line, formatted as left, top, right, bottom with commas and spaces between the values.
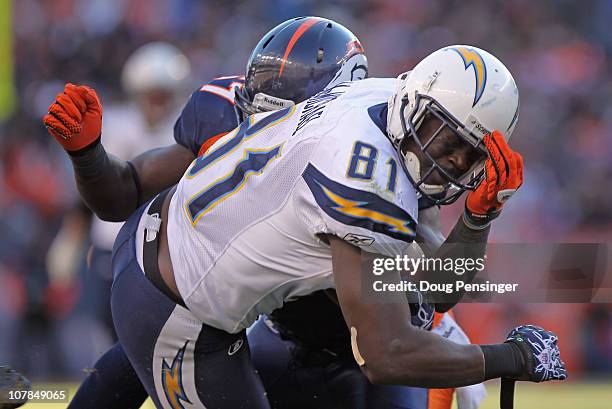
174, 75, 245, 156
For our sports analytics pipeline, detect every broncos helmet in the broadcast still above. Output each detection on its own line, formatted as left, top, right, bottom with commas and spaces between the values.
235, 16, 368, 115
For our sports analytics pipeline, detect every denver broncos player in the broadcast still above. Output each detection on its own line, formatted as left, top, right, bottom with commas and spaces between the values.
47, 45, 566, 408
49, 17, 366, 223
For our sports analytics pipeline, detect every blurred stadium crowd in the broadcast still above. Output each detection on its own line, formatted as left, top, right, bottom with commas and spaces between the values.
0, 0, 611, 381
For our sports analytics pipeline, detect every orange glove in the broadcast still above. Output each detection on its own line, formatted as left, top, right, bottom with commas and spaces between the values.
464, 130, 523, 228
43, 83, 103, 152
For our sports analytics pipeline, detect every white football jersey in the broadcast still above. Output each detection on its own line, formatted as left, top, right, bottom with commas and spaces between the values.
165, 78, 420, 333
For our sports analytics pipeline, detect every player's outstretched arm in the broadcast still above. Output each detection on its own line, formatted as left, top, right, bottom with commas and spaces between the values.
330, 235, 484, 387
329, 236, 567, 388
43, 83, 194, 221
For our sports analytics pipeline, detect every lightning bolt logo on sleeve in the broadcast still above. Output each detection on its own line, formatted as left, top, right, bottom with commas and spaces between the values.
450, 46, 487, 107
321, 186, 414, 236
303, 164, 416, 242
162, 341, 191, 409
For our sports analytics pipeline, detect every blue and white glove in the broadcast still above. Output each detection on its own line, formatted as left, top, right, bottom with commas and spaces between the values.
505, 325, 567, 382
406, 290, 434, 330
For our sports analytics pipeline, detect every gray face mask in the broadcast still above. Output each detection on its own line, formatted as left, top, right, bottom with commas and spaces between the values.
396, 93, 487, 205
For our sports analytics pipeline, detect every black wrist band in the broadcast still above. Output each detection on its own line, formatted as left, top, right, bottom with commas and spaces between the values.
455, 212, 492, 241
463, 207, 500, 230
480, 343, 524, 380
68, 138, 108, 180
67, 137, 102, 157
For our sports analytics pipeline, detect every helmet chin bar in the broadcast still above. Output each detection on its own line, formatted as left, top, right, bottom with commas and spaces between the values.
401, 150, 446, 196
397, 93, 486, 206
252, 93, 295, 112
234, 86, 296, 117
235, 86, 296, 117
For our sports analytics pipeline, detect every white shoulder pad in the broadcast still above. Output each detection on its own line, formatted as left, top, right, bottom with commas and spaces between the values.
301, 105, 419, 256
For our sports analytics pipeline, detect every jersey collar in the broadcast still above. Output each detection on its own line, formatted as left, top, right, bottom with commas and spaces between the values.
368, 102, 446, 211
367, 102, 388, 137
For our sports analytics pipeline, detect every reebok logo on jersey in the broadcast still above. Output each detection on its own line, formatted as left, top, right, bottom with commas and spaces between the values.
228, 338, 244, 356
343, 233, 375, 246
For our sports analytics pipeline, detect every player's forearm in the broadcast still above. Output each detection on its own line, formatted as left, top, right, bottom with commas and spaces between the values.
364, 324, 525, 388
69, 141, 139, 222
421, 215, 491, 312
363, 323, 485, 387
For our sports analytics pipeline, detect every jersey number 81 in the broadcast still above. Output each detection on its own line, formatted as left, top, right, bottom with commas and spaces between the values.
347, 141, 398, 193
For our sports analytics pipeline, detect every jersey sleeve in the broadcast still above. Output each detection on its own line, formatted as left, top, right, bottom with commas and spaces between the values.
173, 77, 244, 156
300, 133, 419, 257
173, 89, 201, 155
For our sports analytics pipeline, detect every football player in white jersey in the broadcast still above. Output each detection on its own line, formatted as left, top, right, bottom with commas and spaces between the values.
46, 18, 462, 409
51, 46, 566, 408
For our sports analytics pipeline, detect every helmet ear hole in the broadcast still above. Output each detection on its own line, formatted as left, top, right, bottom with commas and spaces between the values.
317, 48, 324, 63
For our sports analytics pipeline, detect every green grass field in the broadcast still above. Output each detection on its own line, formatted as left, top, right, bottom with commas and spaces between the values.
19, 380, 612, 409
467, 381, 612, 409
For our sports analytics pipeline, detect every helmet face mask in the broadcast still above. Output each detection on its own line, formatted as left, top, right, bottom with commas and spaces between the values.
398, 92, 487, 205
